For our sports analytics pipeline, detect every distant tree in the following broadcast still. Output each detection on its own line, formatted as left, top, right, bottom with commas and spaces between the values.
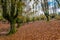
16, 0, 26, 28
56, 0, 60, 7
41, 0, 49, 21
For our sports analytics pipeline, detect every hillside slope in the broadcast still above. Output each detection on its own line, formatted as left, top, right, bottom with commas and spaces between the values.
0, 20, 60, 40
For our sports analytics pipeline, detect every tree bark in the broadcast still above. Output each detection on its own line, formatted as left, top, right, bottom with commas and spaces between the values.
9, 20, 16, 34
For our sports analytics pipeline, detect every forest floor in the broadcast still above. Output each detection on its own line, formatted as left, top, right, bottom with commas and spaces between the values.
0, 20, 60, 40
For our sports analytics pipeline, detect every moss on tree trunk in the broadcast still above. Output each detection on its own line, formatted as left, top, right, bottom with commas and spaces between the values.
8, 20, 16, 34
46, 16, 49, 21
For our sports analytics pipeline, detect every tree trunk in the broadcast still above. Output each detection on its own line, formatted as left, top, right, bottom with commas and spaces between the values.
45, 12, 49, 21
46, 16, 49, 21
8, 20, 16, 34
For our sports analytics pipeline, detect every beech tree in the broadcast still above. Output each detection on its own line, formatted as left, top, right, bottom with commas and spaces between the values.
1, 0, 25, 34
41, 0, 49, 21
